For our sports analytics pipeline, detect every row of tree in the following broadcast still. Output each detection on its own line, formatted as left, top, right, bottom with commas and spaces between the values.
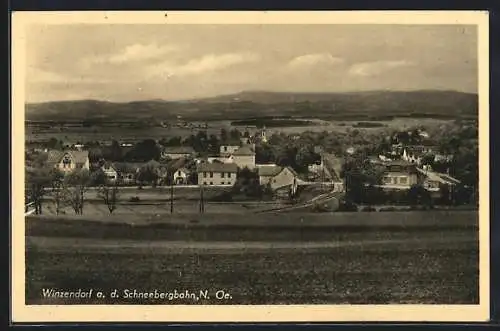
26, 168, 120, 216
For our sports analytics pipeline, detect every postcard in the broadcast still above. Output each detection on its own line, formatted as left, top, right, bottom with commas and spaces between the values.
11, 10, 490, 323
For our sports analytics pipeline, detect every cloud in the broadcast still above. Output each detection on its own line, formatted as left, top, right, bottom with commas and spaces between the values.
348, 60, 416, 77
27, 67, 112, 85
288, 53, 344, 68
80, 43, 181, 67
148, 52, 261, 78
26, 67, 67, 83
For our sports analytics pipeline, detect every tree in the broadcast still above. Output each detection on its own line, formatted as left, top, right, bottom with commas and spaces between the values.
49, 169, 66, 215
407, 184, 432, 208
208, 134, 220, 155
295, 146, 319, 174
64, 169, 91, 215
229, 128, 241, 141
137, 165, 159, 187
47, 137, 62, 150
90, 169, 107, 186
97, 181, 120, 214
124, 139, 161, 162
25, 167, 54, 215
255, 144, 276, 164
220, 128, 229, 142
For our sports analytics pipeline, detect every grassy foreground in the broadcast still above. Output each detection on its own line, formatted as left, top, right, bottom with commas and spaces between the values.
25, 211, 479, 305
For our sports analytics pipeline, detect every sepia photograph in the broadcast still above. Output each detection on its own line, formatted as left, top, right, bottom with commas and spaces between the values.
12, 11, 489, 323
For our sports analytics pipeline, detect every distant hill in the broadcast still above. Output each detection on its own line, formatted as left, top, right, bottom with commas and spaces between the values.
25, 90, 478, 122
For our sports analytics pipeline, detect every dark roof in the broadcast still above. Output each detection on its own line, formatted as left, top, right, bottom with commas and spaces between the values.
232, 145, 255, 156
47, 150, 89, 165
197, 162, 238, 173
387, 160, 414, 167
163, 146, 195, 154
166, 157, 188, 171
257, 165, 298, 177
257, 165, 283, 177
113, 162, 143, 173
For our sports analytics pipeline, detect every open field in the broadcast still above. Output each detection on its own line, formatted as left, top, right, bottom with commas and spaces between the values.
26, 117, 453, 143
25, 211, 479, 305
26, 211, 478, 241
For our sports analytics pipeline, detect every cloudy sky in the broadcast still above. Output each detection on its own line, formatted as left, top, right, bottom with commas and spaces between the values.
25, 24, 477, 103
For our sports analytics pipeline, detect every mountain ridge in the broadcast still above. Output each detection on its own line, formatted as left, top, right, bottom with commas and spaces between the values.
25, 89, 478, 121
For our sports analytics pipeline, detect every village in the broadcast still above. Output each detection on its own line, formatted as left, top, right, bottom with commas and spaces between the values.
24, 119, 478, 215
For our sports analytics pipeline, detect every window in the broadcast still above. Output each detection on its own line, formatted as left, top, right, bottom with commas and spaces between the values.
210, 172, 213, 178
203, 172, 207, 178
224, 146, 227, 152
203, 181, 207, 185
221, 182, 225, 185
228, 172, 231, 178
221, 172, 225, 178
392, 177, 398, 185
273, 179, 277, 183
209, 182, 213, 185
399, 177, 408, 185
178, 170, 181, 176
62, 155, 71, 168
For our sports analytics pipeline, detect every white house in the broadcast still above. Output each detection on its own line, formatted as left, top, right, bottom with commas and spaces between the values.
197, 162, 238, 186
172, 168, 189, 185
101, 162, 118, 182
47, 150, 90, 174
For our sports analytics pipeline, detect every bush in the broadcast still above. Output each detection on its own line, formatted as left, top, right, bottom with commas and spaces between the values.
129, 196, 140, 202
337, 200, 358, 212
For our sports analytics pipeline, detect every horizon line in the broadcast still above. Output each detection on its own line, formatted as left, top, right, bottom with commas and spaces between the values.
25, 88, 478, 105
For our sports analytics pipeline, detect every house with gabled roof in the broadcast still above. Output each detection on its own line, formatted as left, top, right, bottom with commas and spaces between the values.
416, 166, 461, 193
257, 164, 298, 191
166, 157, 193, 185
101, 162, 118, 182
46, 150, 90, 174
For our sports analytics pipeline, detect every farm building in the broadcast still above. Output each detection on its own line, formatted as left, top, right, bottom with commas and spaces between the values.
257, 165, 298, 191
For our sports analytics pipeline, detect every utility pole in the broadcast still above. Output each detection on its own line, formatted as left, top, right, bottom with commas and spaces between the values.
199, 183, 205, 213
170, 180, 174, 214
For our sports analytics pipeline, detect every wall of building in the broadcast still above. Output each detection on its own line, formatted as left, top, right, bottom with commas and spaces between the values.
198, 171, 237, 186
220, 145, 240, 156
233, 155, 255, 169
383, 172, 418, 186
173, 170, 188, 184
